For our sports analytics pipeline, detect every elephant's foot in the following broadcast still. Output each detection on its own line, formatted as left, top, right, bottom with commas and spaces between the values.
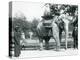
65, 47, 67, 50
39, 42, 44, 51
45, 44, 49, 50
56, 46, 61, 51
45, 47, 49, 50
56, 49, 60, 51
39, 47, 44, 51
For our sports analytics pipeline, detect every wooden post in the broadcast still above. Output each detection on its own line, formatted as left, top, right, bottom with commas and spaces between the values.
65, 23, 69, 49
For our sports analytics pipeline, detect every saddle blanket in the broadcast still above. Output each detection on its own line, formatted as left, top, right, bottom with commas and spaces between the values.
42, 19, 53, 28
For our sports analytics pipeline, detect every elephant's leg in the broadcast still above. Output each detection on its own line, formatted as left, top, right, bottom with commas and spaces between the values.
52, 25, 60, 51
53, 32, 60, 51
59, 30, 62, 43
39, 39, 44, 50
74, 36, 78, 49
73, 37, 76, 49
55, 35, 60, 51
45, 38, 50, 50
76, 37, 78, 49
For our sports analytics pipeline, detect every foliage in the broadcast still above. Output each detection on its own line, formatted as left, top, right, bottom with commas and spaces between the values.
12, 17, 31, 32
31, 18, 39, 37
12, 15, 39, 38
50, 4, 78, 16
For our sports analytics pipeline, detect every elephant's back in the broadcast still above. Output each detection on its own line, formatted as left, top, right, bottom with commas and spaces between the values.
37, 21, 52, 37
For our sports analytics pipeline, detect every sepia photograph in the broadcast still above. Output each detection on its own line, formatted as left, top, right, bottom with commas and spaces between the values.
9, 1, 78, 58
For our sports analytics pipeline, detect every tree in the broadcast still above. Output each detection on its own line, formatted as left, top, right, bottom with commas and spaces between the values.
31, 18, 39, 37
50, 4, 78, 16
12, 17, 30, 31
12, 13, 32, 38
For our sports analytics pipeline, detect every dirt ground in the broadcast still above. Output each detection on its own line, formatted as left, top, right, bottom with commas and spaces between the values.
12, 48, 78, 58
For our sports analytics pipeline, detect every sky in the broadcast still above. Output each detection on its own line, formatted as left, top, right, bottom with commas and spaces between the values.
12, 1, 45, 22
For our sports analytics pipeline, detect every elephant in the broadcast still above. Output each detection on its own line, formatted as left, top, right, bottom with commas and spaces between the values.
36, 16, 60, 51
